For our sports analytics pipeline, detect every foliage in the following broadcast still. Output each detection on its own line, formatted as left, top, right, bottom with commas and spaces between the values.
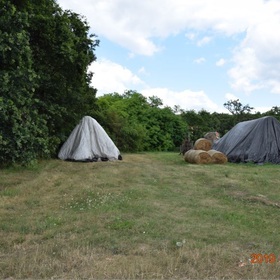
180, 109, 222, 141
179, 99, 280, 140
262, 106, 280, 122
22, 0, 99, 146
211, 112, 235, 136
93, 91, 280, 151
93, 91, 188, 152
223, 99, 255, 124
0, 2, 49, 166
224, 99, 254, 115
0, 0, 99, 165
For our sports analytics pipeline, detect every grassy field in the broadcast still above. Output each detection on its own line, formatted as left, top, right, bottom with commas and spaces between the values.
0, 152, 280, 279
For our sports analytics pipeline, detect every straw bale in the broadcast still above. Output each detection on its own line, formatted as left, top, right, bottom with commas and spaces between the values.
184, 149, 212, 164
194, 138, 212, 151
207, 149, 228, 164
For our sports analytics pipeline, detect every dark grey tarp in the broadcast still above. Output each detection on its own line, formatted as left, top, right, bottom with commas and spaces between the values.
213, 116, 280, 164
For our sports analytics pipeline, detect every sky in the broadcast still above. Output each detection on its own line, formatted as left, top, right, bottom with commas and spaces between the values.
57, 0, 280, 113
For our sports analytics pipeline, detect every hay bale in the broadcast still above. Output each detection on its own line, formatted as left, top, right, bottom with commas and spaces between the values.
194, 138, 212, 151
207, 149, 228, 164
184, 149, 212, 164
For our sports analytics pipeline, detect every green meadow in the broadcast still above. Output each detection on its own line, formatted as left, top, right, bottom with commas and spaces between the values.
0, 153, 279, 279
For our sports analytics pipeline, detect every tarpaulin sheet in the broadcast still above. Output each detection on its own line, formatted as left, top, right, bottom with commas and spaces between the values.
58, 116, 121, 161
213, 116, 280, 164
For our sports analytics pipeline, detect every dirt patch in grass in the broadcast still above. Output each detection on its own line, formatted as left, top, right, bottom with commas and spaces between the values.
229, 190, 280, 208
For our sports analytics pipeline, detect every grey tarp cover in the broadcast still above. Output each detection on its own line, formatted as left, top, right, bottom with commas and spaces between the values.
58, 116, 121, 161
213, 116, 280, 164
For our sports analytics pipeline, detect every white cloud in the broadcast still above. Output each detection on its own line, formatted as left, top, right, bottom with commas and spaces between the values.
253, 106, 273, 113
58, 0, 280, 103
228, 47, 264, 93
228, 0, 280, 94
90, 59, 223, 112
90, 59, 145, 95
225, 93, 239, 101
216, 58, 226, 67
138, 66, 148, 75
194, 57, 206, 64
185, 32, 196, 41
223, 94, 271, 113
141, 87, 222, 112
268, 80, 280, 94
57, 0, 261, 55
197, 36, 212, 47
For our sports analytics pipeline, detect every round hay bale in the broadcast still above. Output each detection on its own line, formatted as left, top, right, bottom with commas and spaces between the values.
207, 149, 228, 164
194, 138, 212, 151
184, 149, 212, 164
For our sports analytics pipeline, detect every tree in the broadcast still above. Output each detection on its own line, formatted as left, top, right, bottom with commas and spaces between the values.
180, 110, 204, 141
1, 0, 99, 165
94, 92, 147, 152
0, 2, 49, 166
211, 112, 234, 136
223, 99, 254, 115
223, 99, 254, 124
263, 106, 280, 122
9, 0, 98, 152
23, 0, 99, 148
148, 96, 163, 107
94, 91, 187, 152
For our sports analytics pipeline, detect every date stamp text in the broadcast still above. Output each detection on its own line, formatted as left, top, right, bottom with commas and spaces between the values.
250, 253, 276, 264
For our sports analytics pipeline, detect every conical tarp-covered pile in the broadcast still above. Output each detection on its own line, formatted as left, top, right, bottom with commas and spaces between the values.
58, 116, 122, 162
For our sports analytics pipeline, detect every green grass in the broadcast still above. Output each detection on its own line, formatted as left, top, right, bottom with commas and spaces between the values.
0, 152, 279, 279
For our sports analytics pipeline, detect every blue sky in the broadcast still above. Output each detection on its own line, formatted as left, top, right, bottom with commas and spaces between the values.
57, 0, 280, 113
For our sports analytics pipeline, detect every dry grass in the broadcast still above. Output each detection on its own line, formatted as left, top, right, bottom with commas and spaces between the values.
0, 153, 280, 279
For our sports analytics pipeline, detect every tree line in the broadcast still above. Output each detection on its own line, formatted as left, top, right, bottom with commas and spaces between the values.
1, 0, 279, 166
93, 93, 280, 153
